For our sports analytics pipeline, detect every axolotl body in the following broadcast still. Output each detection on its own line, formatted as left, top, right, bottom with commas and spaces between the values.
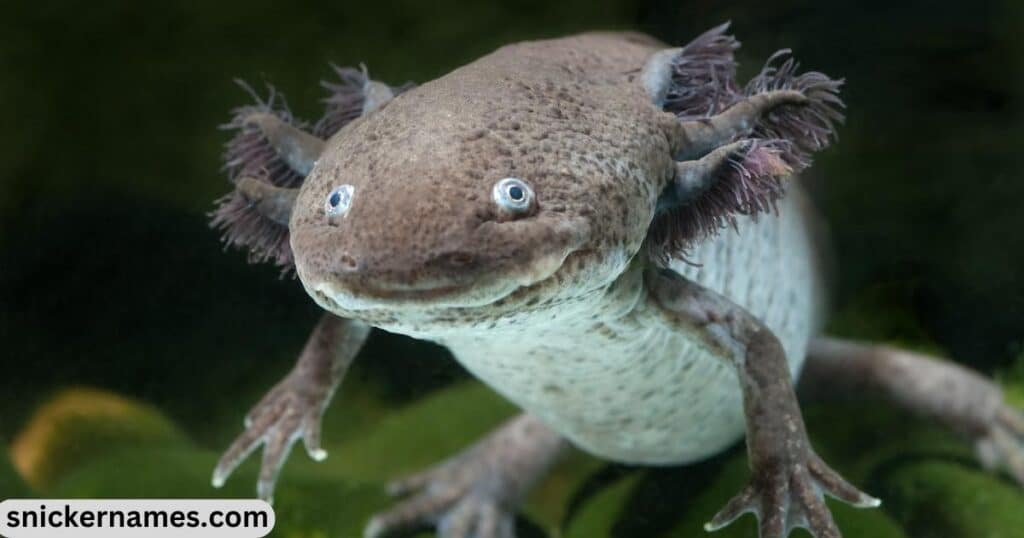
208, 24, 1024, 538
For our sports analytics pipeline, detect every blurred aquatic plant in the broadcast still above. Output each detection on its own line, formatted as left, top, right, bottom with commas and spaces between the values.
7, 372, 1024, 537
9, 387, 185, 490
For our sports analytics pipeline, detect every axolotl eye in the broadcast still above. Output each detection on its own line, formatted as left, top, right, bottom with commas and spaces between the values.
325, 185, 355, 220
492, 177, 534, 214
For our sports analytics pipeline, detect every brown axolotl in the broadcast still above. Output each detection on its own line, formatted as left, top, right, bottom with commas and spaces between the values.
207, 23, 1024, 538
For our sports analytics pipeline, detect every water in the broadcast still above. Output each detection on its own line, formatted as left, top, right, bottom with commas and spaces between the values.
2, 1, 1023, 536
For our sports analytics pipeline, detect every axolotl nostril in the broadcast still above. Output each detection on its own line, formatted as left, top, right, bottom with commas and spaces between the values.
207, 24, 1024, 538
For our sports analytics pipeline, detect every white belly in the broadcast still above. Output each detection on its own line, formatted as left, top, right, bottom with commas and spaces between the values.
442, 191, 827, 464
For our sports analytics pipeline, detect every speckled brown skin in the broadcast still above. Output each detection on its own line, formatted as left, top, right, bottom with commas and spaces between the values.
290, 33, 677, 331
210, 29, 1024, 538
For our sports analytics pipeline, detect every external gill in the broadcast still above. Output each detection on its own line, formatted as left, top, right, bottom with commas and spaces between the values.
210, 83, 308, 269
210, 67, 409, 271
642, 22, 844, 262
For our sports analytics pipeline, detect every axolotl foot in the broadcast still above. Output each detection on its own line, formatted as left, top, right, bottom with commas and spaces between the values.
977, 406, 1024, 486
364, 414, 567, 538
211, 366, 333, 503
366, 474, 516, 538
211, 315, 370, 503
706, 450, 879, 538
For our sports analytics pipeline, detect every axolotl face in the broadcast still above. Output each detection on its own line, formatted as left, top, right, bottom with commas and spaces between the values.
288, 66, 675, 328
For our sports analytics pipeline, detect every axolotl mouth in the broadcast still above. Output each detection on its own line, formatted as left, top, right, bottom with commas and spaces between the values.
308, 250, 569, 311
294, 214, 593, 313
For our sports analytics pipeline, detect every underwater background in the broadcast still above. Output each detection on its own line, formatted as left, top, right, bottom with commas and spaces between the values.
2, 0, 1024, 536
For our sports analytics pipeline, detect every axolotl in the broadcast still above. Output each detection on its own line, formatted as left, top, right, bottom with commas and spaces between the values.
207, 23, 1024, 538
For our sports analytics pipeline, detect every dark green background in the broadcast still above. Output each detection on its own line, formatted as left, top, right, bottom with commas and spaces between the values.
2, 0, 1023, 536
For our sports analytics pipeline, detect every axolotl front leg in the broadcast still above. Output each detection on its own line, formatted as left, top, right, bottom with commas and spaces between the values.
646, 268, 879, 538
212, 314, 370, 501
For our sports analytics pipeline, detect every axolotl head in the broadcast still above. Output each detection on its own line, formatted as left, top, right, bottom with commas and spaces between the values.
289, 61, 673, 327
214, 28, 841, 331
